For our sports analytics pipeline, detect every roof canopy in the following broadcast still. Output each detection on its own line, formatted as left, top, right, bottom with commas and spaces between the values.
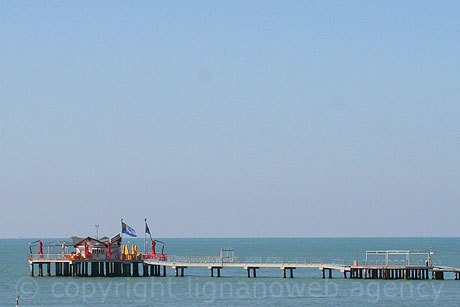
71, 236, 108, 248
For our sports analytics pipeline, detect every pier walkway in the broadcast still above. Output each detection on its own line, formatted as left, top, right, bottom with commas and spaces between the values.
28, 249, 460, 280
144, 255, 347, 278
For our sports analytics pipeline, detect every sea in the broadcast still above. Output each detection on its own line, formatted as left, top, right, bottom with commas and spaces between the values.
2, 237, 460, 306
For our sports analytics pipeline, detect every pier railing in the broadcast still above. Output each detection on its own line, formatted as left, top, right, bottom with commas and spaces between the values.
30, 254, 68, 261
29, 253, 168, 261
159, 255, 344, 266
362, 259, 442, 266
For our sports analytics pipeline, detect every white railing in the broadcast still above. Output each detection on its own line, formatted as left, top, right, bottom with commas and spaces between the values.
165, 256, 222, 264
155, 255, 340, 266
265, 257, 283, 264
30, 253, 352, 267
332, 259, 345, 266
30, 254, 67, 261
362, 259, 440, 267
309, 258, 324, 265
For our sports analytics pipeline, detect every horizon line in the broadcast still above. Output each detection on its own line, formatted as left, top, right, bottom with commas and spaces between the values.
3, 236, 460, 240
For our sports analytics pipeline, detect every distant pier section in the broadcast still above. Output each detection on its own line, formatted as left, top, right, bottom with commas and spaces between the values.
28, 237, 460, 280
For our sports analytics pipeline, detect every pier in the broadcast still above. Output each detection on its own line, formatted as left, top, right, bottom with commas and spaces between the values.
26, 228, 460, 280
143, 255, 347, 279
28, 244, 460, 280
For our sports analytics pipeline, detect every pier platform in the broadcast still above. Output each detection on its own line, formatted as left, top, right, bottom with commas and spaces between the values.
28, 249, 460, 280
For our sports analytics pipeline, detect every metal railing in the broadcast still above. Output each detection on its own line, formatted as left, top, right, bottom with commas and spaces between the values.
362, 259, 442, 267
29, 253, 351, 267
151, 255, 342, 266
30, 254, 68, 261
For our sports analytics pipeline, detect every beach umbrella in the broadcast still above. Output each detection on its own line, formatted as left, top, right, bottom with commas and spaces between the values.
107, 242, 111, 259
38, 241, 43, 256
151, 240, 156, 255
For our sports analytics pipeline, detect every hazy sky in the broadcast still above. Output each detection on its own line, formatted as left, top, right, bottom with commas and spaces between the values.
1, 1, 459, 238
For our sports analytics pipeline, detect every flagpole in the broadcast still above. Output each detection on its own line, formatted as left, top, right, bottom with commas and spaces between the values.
144, 218, 147, 255
120, 218, 123, 256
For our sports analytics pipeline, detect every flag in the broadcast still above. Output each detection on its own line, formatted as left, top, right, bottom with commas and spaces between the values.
122, 221, 137, 237
145, 222, 151, 237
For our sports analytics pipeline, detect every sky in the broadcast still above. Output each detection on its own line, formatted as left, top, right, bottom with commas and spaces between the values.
0, 1, 459, 238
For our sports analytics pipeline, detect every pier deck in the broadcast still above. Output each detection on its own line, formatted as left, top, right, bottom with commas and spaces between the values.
144, 257, 347, 278
29, 255, 458, 280
28, 249, 460, 280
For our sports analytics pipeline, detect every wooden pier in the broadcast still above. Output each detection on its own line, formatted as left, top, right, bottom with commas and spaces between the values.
28, 249, 460, 280
29, 256, 166, 278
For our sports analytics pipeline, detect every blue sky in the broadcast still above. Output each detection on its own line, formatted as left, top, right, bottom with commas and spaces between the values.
1, 1, 459, 238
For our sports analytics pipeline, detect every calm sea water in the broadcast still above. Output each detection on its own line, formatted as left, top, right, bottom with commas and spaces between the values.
2, 238, 460, 306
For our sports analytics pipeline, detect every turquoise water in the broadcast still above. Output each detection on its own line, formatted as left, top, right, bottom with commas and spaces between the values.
2, 238, 460, 306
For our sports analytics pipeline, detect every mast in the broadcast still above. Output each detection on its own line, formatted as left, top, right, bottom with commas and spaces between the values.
144, 218, 147, 255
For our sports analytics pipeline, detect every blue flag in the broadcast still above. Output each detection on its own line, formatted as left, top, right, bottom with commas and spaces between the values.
122, 222, 137, 237
145, 223, 151, 236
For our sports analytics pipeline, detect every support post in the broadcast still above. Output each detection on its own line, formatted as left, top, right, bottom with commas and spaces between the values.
91, 262, 96, 277
433, 271, 444, 280
100, 262, 105, 277
62, 263, 66, 276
